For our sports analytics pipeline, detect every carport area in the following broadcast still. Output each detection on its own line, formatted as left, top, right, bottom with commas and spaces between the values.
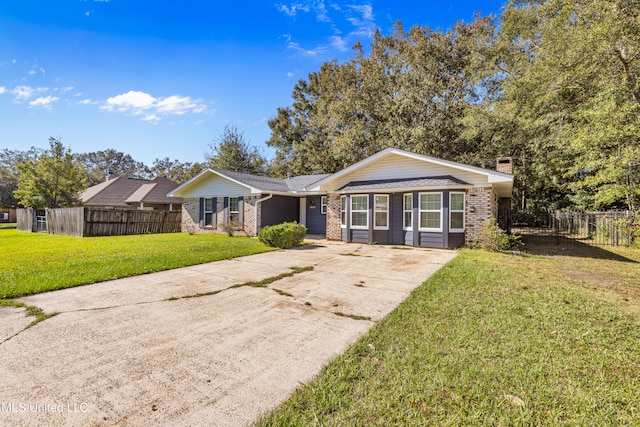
0, 240, 457, 426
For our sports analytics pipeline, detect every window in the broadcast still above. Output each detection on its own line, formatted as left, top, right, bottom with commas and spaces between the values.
340, 196, 347, 227
450, 192, 465, 231
321, 196, 327, 214
374, 195, 388, 229
204, 198, 214, 227
419, 193, 442, 231
403, 194, 413, 230
350, 195, 368, 229
229, 197, 239, 223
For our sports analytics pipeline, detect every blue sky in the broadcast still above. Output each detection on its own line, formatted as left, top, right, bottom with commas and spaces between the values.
0, 1, 505, 166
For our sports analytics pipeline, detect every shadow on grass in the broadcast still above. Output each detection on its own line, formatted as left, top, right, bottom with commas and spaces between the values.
521, 235, 638, 263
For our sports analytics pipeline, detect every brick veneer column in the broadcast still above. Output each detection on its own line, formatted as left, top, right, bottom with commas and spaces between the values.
465, 187, 493, 246
326, 193, 342, 241
181, 198, 200, 234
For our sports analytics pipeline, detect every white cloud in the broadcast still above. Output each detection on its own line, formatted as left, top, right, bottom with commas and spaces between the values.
346, 4, 376, 38
101, 90, 206, 122
11, 85, 48, 101
29, 96, 59, 109
287, 72, 295, 77
28, 69, 36, 75
0, 87, 6, 94
277, 3, 310, 17
76, 99, 94, 105
329, 35, 348, 51
287, 41, 326, 57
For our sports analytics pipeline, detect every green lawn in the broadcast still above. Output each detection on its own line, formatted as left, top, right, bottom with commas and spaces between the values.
0, 226, 275, 298
258, 245, 640, 426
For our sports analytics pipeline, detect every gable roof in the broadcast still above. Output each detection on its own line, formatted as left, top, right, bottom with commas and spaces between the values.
82, 176, 182, 207
168, 169, 330, 197
306, 148, 513, 197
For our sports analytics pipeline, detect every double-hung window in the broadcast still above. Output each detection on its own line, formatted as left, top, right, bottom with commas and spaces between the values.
204, 198, 214, 227
403, 194, 413, 230
449, 192, 465, 232
340, 196, 347, 227
419, 193, 442, 231
321, 196, 327, 214
350, 195, 368, 229
229, 197, 239, 223
374, 195, 389, 229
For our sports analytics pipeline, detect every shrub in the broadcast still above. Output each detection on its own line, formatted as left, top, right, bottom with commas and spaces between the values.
470, 216, 522, 251
258, 222, 307, 249
219, 220, 242, 237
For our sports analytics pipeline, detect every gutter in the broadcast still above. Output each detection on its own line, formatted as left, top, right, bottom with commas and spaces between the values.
254, 193, 273, 236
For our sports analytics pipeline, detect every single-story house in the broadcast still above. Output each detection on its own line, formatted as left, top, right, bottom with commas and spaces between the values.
168, 148, 513, 248
81, 176, 183, 211
0, 207, 17, 223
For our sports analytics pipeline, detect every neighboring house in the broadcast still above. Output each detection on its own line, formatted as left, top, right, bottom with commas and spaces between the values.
81, 176, 183, 211
0, 207, 17, 223
168, 148, 514, 248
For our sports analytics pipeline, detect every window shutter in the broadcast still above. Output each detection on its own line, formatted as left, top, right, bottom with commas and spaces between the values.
224, 197, 229, 224
199, 198, 204, 228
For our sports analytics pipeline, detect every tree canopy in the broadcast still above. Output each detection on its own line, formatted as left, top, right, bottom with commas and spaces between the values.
206, 125, 267, 175
14, 138, 87, 209
266, 0, 640, 213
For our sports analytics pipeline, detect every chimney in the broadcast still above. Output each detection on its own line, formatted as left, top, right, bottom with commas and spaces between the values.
496, 157, 513, 175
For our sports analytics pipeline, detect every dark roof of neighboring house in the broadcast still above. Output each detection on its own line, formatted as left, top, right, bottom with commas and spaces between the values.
213, 169, 331, 193
81, 176, 183, 207
338, 176, 471, 191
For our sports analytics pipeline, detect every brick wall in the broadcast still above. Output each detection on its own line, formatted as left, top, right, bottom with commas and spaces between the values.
465, 186, 493, 245
181, 196, 258, 236
326, 193, 342, 241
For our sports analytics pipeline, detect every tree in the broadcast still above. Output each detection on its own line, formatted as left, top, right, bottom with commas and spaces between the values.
0, 147, 41, 208
76, 149, 150, 186
14, 138, 88, 209
489, 0, 640, 212
267, 18, 497, 177
205, 125, 267, 174
150, 157, 205, 184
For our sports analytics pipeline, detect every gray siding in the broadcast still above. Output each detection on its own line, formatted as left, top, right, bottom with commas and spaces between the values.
372, 229, 390, 245
449, 233, 465, 249
419, 232, 444, 247
391, 193, 404, 245
261, 195, 299, 227
305, 195, 327, 235
350, 229, 369, 243
404, 230, 413, 246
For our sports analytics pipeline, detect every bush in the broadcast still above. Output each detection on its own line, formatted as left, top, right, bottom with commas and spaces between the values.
219, 220, 242, 236
470, 216, 522, 251
258, 222, 307, 249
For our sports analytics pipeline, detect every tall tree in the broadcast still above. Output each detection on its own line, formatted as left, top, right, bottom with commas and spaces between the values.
76, 149, 151, 186
14, 138, 87, 208
206, 125, 267, 174
150, 157, 204, 184
491, 0, 640, 212
267, 18, 497, 177
0, 147, 41, 208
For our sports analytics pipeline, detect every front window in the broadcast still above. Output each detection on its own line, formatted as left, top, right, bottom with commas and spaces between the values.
419, 193, 442, 231
340, 196, 347, 227
450, 192, 465, 231
204, 198, 214, 227
374, 195, 388, 229
229, 197, 239, 223
350, 195, 368, 229
321, 196, 327, 214
403, 193, 413, 230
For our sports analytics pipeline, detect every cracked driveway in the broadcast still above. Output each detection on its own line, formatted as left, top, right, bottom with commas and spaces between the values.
0, 240, 456, 426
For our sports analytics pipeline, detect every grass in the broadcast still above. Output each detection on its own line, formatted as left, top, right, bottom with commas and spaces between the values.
0, 228, 276, 298
257, 245, 640, 426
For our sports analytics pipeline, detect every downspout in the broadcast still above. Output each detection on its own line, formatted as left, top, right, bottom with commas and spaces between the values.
254, 194, 273, 236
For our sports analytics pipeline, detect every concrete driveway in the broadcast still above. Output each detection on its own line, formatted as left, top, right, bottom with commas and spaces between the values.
0, 240, 456, 426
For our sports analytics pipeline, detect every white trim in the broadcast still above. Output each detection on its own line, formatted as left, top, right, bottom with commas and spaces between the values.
373, 194, 389, 230
403, 193, 413, 231
419, 192, 443, 232
203, 197, 215, 227
320, 196, 327, 214
254, 194, 273, 236
306, 148, 513, 192
299, 197, 307, 226
340, 195, 347, 228
350, 194, 368, 230
449, 192, 465, 232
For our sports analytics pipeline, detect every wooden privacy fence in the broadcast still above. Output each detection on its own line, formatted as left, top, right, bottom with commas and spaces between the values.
18, 207, 182, 237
